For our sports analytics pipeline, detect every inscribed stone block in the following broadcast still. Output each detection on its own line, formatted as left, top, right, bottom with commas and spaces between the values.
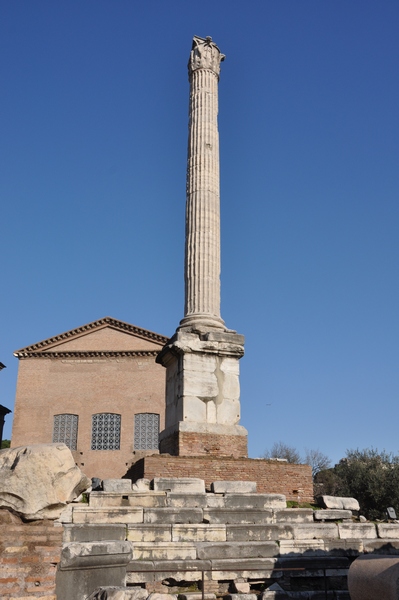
224, 494, 285, 510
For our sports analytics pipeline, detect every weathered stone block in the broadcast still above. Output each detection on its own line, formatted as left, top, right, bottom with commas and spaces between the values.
377, 524, 399, 539
103, 479, 133, 493
167, 493, 207, 508
172, 524, 226, 542
291, 523, 338, 540
318, 496, 360, 511
324, 539, 363, 556
197, 541, 279, 559
153, 478, 205, 494
59, 541, 133, 570
127, 524, 172, 542
132, 478, 151, 491
132, 542, 196, 561
206, 495, 226, 508
232, 581, 250, 594
274, 509, 313, 523
338, 523, 376, 539
203, 508, 273, 524
226, 524, 293, 541
224, 494, 286, 510
314, 509, 352, 521
279, 540, 325, 556
90, 492, 167, 508
63, 523, 126, 542
143, 507, 203, 524
73, 506, 143, 524
211, 481, 256, 494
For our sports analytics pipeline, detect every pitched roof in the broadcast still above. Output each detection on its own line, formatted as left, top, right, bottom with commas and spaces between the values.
14, 317, 169, 358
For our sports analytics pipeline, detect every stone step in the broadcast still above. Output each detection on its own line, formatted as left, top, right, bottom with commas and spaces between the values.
274, 509, 313, 523
132, 542, 197, 561
226, 524, 294, 542
127, 523, 227, 543
144, 508, 203, 524
196, 542, 279, 560
167, 494, 208, 508
126, 557, 278, 582
72, 506, 143, 524
203, 508, 273, 524
222, 494, 286, 510
90, 492, 167, 508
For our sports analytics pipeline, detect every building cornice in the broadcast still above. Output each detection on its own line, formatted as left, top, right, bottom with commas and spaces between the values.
14, 350, 161, 360
14, 317, 169, 355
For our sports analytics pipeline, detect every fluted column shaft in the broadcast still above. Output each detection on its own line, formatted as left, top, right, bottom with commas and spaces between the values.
180, 37, 225, 330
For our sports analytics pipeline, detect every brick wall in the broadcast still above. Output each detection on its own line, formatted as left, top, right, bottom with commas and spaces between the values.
11, 324, 166, 480
0, 511, 62, 600
159, 431, 248, 458
127, 454, 314, 502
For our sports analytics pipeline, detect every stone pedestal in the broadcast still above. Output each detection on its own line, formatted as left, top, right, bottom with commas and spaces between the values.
157, 329, 247, 457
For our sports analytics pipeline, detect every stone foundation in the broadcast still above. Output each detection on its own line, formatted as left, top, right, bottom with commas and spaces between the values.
125, 455, 313, 503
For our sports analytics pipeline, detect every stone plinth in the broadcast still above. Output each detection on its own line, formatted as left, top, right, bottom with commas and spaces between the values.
157, 329, 247, 457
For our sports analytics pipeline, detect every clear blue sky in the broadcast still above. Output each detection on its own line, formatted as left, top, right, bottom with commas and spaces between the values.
1, 1, 398, 465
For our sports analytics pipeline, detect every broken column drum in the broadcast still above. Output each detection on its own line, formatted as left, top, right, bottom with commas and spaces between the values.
157, 37, 247, 458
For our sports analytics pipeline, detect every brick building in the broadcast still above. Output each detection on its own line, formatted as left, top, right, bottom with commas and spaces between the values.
11, 317, 168, 479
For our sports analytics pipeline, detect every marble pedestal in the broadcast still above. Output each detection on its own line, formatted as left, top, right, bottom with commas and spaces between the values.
157, 329, 247, 458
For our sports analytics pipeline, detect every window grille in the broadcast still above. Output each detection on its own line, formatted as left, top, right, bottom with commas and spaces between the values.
91, 413, 121, 450
134, 413, 160, 450
53, 414, 78, 450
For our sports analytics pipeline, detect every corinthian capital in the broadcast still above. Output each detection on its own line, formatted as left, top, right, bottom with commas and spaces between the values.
188, 36, 225, 78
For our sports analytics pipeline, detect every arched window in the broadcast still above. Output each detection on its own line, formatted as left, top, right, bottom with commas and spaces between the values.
53, 414, 78, 450
91, 413, 121, 450
134, 413, 159, 450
